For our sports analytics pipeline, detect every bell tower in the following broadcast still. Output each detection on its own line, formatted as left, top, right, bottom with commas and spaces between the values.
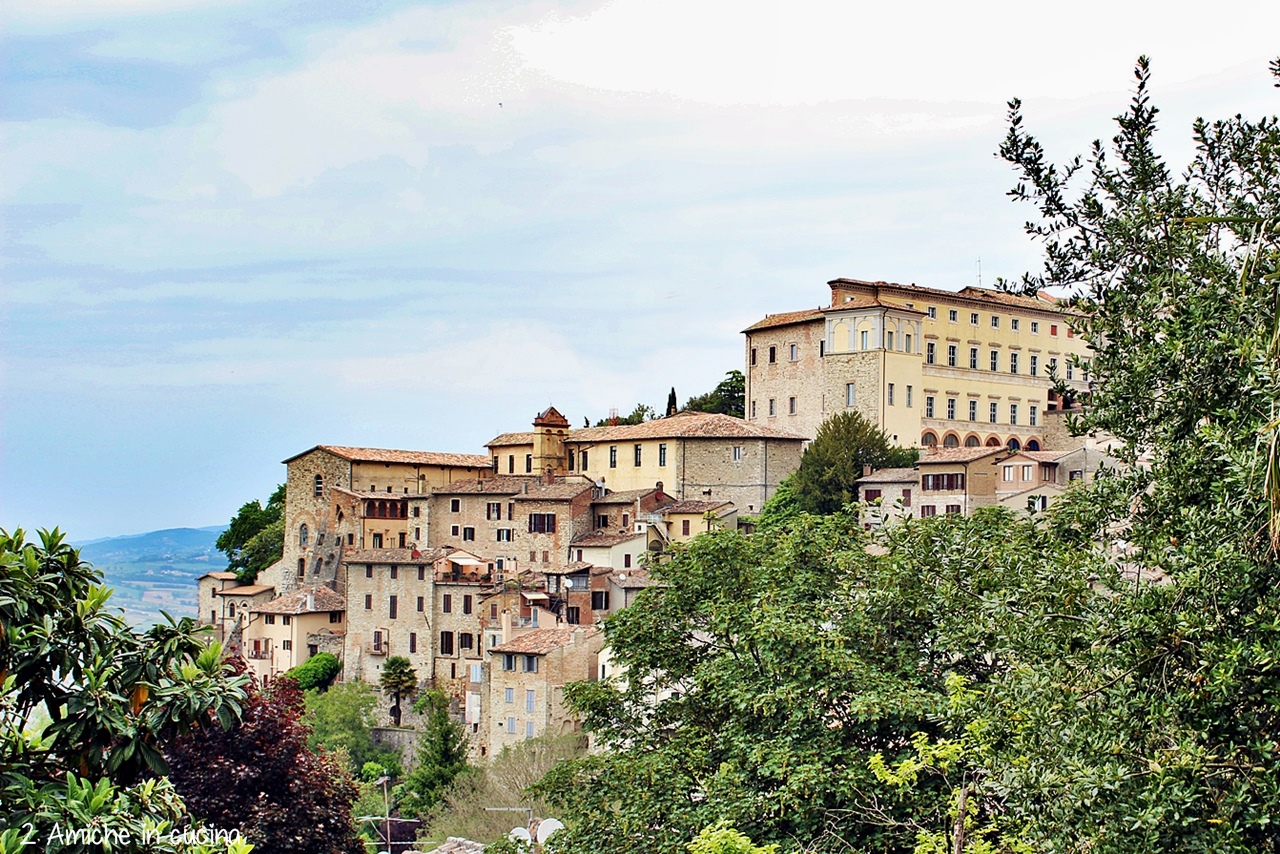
532, 406, 570, 476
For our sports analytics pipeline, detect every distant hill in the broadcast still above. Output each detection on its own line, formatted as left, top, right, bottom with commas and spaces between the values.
73, 527, 228, 628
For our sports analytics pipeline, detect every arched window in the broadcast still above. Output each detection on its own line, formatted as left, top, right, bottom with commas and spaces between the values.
985, 436, 1002, 447
921, 432, 938, 447
1026, 439, 1041, 451
297, 558, 305, 578
299, 524, 309, 548
964, 435, 980, 447
943, 434, 960, 448
228, 602, 236, 619
314, 474, 323, 496
1007, 438, 1021, 451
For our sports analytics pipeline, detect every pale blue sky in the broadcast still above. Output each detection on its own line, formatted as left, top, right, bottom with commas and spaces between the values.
3, 0, 1278, 539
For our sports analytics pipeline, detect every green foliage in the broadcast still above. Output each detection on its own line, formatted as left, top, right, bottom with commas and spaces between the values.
215, 485, 284, 583
379, 656, 419, 728
288, 652, 341, 691
688, 824, 778, 854
594, 403, 656, 427
789, 411, 918, 515
0, 527, 252, 851
684, 371, 746, 418
396, 690, 470, 819
304, 682, 402, 776
756, 474, 800, 527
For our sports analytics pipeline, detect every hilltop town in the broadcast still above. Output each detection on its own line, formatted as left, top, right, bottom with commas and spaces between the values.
200, 276, 1113, 750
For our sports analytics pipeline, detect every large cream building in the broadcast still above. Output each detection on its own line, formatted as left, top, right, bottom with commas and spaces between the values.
744, 279, 1094, 450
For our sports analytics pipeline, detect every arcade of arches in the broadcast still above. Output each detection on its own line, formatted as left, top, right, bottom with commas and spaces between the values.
920, 431, 1040, 452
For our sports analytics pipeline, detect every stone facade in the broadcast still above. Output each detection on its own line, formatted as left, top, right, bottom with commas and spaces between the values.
486, 627, 602, 754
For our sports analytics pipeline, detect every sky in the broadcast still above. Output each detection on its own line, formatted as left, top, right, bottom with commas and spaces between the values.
2, 0, 1278, 540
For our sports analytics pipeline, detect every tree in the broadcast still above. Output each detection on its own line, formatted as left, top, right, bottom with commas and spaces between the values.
288, 652, 341, 691
216, 484, 285, 583
396, 690, 469, 819
684, 371, 745, 418
0, 527, 252, 852
594, 403, 656, 427
379, 657, 419, 728
788, 411, 918, 515
166, 671, 365, 854
304, 681, 402, 775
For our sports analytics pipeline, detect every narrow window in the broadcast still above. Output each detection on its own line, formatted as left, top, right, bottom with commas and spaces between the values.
750, 348, 757, 365
1030, 355, 1039, 376
885, 331, 894, 350
970, 312, 979, 325
1011, 318, 1020, 331
925, 396, 935, 418
789, 343, 798, 361
991, 315, 1000, 329
768, 399, 776, 416
609, 446, 617, 468
508, 455, 514, 474
860, 330, 869, 349
947, 398, 956, 419
969, 347, 978, 369
682, 519, 691, 536
926, 342, 936, 364
906, 386, 913, 407
364, 594, 372, 610
788, 396, 797, 414
845, 384, 856, 407
389, 595, 397, 619
969, 400, 977, 421
927, 306, 937, 319
526, 689, 536, 712
905, 333, 913, 352
1010, 404, 1018, 425
990, 350, 999, 371
1009, 353, 1019, 374
658, 443, 667, 466
947, 344, 957, 367
1031, 321, 1040, 334
989, 402, 998, 423
409, 632, 417, 653
1030, 405, 1038, 426
463, 595, 473, 615
440, 631, 454, 655
634, 444, 642, 466
417, 596, 424, 612
733, 445, 743, 462
768, 345, 776, 363
313, 475, 323, 497
525, 454, 532, 473
886, 385, 894, 406
390, 565, 398, 579
948, 309, 958, 322
443, 594, 452, 613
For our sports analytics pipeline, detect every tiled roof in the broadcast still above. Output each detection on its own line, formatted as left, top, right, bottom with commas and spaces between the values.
490, 626, 600, 655
826, 278, 1080, 317
571, 530, 646, 547
331, 486, 416, 500
487, 432, 534, 447
662, 499, 733, 514
283, 445, 492, 468
824, 296, 927, 316
545, 561, 594, 574
856, 467, 919, 484
1015, 450, 1071, 463
199, 571, 239, 581
214, 584, 273, 596
431, 477, 533, 495
608, 568, 653, 589
252, 584, 345, 614
742, 308, 825, 333
917, 447, 1006, 464
592, 488, 664, 505
487, 412, 805, 448
512, 480, 595, 502
342, 547, 452, 564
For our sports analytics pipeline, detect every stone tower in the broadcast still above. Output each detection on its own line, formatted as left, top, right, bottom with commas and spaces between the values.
532, 406, 570, 476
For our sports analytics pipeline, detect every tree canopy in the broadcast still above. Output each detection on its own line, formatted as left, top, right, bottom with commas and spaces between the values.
379, 657, 419, 728
684, 371, 746, 418
216, 484, 285, 583
784, 411, 918, 516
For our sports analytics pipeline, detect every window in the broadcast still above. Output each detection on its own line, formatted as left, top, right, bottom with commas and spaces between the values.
497, 528, 512, 542
526, 721, 535, 739
864, 488, 883, 501
366, 565, 373, 578
990, 402, 998, 423
313, 475, 323, 496
750, 400, 757, 418
768, 346, 777, 363
1050, 324, 1058, 336
491, 603, 499, 619
629, 444, 640, 467
622, 513, 629, 527
522, 655, 538, 673
1069, 470, 1084, 482
925, 396, 935, 418
264, 614, 275, 625
903, 489, 912, 507
1022, 465, 1033, 481
885, 331, 894, 350
949, 309, 958, 322
1031, 321, 1039, 333
609, 446, 617, 468
364, 594, 372, 610
788, 396, 797, 414
733, 445, 743, 461
591, 591, 610, 610
921, 505, 937, 517
330, 612, 342, 623
946, 344, 956, 367
450, 525, 459, 537
624, 554, 632, 568
1029, 405, 1038, 426
566, 606, 581, 624
506, 716, 516, 732
414, 527, 420, 540
990, 350, 999, 371
463, 527, 475, 541
969, 347, 978, 369
1067, 363, 1075, 380
1049, 357, 1058, 374
926, 342, 936, 364
450, 498, 461, 513
887, 384, 895, 406
463, 595, 473, 615
750, 348, 757, 366
505, 687, 514, 703
440, 631, 454, 655
682, 519, 691, 536
947, 398, 956, 419
567, 450, 574, 470
459, 632, 474, 650
970, 312, 979, 325
579, 451, 587, 471
991, 315, 1000, 329
389, 596, 397, 619
945, 504, 962, 515
417, 596, 424, 612
299, 524, 309, 548
508, 455, 515, 474
659, 443, 667, 466
1030, 355, 1039, 376
768, 398, 776, 416
596, 513, 609, 529
1011, 318, 1020, 331
470, 664, 483, 682
860, 330, 869, 349
527, 513, 556, 533
525, 454, 533, 473
1003, 465, 1014, 482
927, 306, 937, 319
502, 654, 516, 671
846, 384, 856, 407
443, 594, 452, 613
906, 386, 913, 407
969, 399, 978, 421
789, 343, 798, 361
1009, 352, 1019, 374
526, 689, 536, 712
486, 502, 502, 520
1010, 404, 1019, 425
282, 639, 292, 651
409, 632, 417, 653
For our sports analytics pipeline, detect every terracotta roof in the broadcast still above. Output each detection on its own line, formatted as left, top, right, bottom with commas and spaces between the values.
571, 530, 646, 547
608, 568, 653, 589
487, 432, 534, 447
856, 467, 919, 484
568, 411, 806, 443
331, 486, 416, 500
342, 547, 452, 564
283, 445, 492, 468
512, 480, 595, 502
214, 584, 273, 596
742, 308, 825, 333
252, 584, 345, 614
917, 447, 1005, 464
199, 571, 239, 581
592, 488, 665, 505
545, 561, 594, 574
1014, 450, 1071, 463
824, 296, 927, 316
431, 477, 534, 495
490, 626, 600, 655
826, 278, 1080, 317
663, 499, 734, 514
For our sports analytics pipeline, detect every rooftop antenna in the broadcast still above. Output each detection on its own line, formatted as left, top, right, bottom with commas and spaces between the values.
976, 257, 982, 288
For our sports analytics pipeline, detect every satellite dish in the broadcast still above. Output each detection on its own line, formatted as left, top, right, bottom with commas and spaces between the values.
564, 578, 574, 589
536, 818, 565, 843
509, 827, 532, 843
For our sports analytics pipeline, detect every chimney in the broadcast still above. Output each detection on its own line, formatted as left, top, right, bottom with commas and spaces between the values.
546, 466, 555, 483
862, 464, 872, 477
306, 591, 314, 611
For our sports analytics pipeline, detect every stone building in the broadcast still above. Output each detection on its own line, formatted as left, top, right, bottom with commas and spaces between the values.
657, 499, 737, 544
488, 408, 805, 515
913, 446, 1004, 517
744, 279, 1095, 449
486, 626, 602, 753
853, 468, 919, 528
242, 584, 346, 684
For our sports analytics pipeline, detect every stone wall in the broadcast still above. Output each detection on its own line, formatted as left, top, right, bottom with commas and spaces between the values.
745, 320, 826, 440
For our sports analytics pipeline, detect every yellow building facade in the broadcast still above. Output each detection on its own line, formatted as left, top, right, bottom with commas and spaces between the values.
745, 279, 1094, 450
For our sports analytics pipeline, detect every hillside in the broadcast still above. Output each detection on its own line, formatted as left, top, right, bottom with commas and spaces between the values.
74, 526, 227, 627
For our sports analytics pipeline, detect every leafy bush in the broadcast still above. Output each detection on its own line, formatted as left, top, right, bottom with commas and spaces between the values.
289, 652, 341, 691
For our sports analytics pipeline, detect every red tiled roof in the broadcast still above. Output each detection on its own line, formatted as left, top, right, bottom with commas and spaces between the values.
741, 308, 825, 333
592, 488, 667, 505
855, 467, 919, 484
342, 547, 454, 564
571, 530, 646, 547
283, 445, 492, 468
662, 499, 733, 514
487, 412, 806, 449
917, 447, 1006, 464
512, 480, 596, 502
1014, 450, 1071, 463
431, 477, 534, 495
490, 626, 600, 655
199, 571, 239, 580
827, 278, 1081, 317
608, 568, 654, 589
487, 432, 534, 447
252, 584, 345, 614
214, 584, 273, 596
